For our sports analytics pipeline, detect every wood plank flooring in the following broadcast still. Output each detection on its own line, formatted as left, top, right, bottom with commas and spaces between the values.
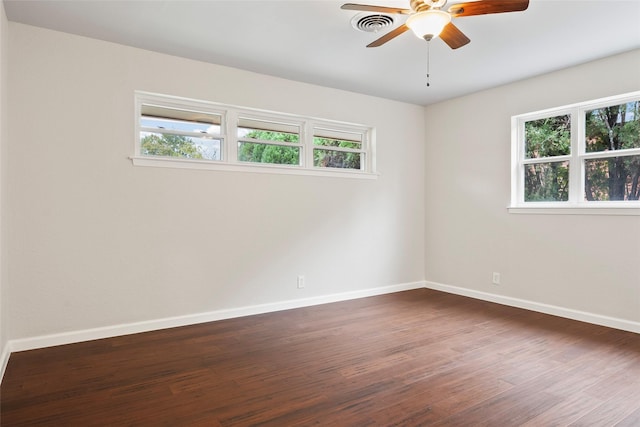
2, 289, 640, 426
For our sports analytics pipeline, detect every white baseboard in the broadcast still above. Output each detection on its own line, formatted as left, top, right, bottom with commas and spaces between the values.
424, 281, 640, 334
8, 281, 426, 354
0, 342, 10, 382
5, 279, 637, 385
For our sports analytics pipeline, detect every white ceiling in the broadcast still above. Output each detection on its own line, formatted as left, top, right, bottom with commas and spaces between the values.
4, 0, 640, 106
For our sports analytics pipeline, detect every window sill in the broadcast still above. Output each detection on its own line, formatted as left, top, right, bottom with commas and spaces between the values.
508, 205, 640, 216
130, 156, 379, 180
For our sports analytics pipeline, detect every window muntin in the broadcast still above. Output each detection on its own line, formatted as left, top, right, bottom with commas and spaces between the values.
512, 92, 640, 209
134, 92, 375, 177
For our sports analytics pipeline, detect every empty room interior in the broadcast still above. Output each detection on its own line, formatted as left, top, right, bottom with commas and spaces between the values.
0, 0, 639, 425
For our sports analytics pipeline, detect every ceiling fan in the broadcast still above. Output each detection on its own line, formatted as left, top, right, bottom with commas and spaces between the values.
342, 0, 529, 49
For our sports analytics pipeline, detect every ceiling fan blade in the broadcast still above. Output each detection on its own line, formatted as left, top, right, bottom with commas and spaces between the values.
439, 22, 470, 49
341, 3, 412, 15
448, 0, 529, 18
366, 24, 410, 48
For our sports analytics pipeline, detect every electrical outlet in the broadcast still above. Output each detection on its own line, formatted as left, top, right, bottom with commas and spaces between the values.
492, 272, 501, 285
297, 275, 305, 289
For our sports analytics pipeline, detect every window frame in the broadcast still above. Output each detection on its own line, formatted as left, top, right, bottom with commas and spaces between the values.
510, 91, 640, 215
132, 91, 377, 179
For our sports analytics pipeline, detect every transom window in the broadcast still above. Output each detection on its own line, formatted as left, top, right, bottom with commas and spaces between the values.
511, 92, 640, 214
237, 116, 301, 166
313, 127, 364, 170
133, 92, 376, 178
139, 104, 223, 161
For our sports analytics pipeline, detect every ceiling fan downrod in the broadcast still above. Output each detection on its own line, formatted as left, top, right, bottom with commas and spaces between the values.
426, 41, 431, 87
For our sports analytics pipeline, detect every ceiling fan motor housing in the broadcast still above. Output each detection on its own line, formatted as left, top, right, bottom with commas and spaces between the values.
411, 0, 447, 12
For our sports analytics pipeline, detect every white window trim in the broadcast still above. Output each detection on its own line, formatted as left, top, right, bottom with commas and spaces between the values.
510, 91, 640, 215
131, 91, 378, 179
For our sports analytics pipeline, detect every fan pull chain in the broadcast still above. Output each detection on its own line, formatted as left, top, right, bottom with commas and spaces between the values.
426, 41, 431, 87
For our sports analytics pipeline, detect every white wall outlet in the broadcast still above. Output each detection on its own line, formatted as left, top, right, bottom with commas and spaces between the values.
492, 272, 501, 285
297, 275, 305, 289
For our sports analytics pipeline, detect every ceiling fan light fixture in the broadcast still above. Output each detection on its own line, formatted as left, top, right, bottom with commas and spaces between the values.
406, 10, 451, 41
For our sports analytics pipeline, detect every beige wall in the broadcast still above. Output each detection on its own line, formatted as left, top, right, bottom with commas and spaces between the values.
424, 49, 640, 323
7, 23, 426, 341
4, 20, 639, 348
1, 0, 8, 362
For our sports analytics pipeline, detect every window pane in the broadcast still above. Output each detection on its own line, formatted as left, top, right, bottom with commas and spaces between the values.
585, 101, 640, 153
141, 117, 221, 135
238, 142, 300, 165
140, 132, 221, 160
524, 115, 571, 159
141, 105, 221, 135
314, 149, 362, 170
238, 117, 299, 143
314, 127, 363, 144
313, 137, 361, 150
585, 155, 640, 201
524, 161, 569, 201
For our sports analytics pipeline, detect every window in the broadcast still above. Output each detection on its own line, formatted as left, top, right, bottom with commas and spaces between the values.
313, 127, 365, 171
133, 92, 376, 178
511, 92, 640, 214
237, 116, 301, 166
139, 104, 223, 161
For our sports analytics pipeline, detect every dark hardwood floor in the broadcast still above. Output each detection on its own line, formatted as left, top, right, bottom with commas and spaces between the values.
2, 289, 640, 426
